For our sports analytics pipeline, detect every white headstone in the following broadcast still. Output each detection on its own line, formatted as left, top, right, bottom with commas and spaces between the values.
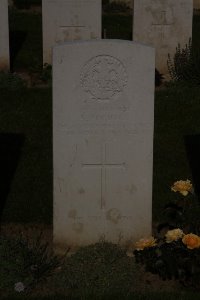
42, 0, 102, 64
133, 0, 193, 76
0, 0, 10, 71
53, 40, 155, 252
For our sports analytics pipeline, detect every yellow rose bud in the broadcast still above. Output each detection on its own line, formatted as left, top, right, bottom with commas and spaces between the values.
165, 228, 184, 243
135, 237, 157, 251
182, 233, 200, 249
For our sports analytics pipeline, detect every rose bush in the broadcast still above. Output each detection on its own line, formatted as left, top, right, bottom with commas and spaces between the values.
158, 179, 200, 236
134, 229, 200, 289
134, 180, 200, 289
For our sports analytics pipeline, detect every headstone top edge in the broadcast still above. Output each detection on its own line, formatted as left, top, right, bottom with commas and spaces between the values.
53, 39, 156, 51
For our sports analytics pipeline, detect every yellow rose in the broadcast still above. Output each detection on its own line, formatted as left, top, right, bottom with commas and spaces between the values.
165, 228, 184, 243
182, 233, 200, 249
171, 180, 192, 196
135, 237, 157, 251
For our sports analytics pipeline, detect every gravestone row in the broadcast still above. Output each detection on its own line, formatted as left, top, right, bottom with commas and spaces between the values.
1, 0, 194, 77
43, 0, 193, 77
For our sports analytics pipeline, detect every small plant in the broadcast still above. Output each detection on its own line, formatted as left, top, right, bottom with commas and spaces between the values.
28, 63, 52, 86
54, 241, 138, 298
0, 71, 26, 91
167, 38, 200, 85
134, 180, 200, 289
0, 233, 60, 293
134, 230, 200, 289
159, 180, 200, 235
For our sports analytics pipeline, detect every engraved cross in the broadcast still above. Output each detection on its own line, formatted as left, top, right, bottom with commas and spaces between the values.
152, 11, 173, 26
82, 143, 125, 209
59, 25, 85, 29
151, 10, 174, 42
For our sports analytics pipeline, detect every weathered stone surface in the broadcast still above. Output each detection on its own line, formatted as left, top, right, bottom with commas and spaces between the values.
42, 0, 101, 64
133, 0, 193, 76
0, 0, 10, 71
53, 40, 155, 252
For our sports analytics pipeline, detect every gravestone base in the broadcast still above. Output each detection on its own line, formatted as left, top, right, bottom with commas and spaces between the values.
0, 59, 10, 71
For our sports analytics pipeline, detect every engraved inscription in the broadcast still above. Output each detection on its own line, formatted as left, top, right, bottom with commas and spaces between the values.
61, 121, 152, 136
80, 55, 128, 100
56, 25, 86, 42
81, 112, 126, 122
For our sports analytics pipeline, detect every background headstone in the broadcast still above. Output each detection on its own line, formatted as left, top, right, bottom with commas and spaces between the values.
194, 0, 200, 10
0, 0, 10, 71
53, 40, 155, 252
42, 0, 102, 64
133, 0, 193, 77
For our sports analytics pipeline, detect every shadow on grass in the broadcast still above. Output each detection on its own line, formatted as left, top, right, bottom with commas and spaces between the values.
185, 134, 200, 200
9, 30, 27, 71
0, 133, 25, 221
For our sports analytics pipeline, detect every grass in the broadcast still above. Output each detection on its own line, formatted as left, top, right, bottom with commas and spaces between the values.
0, 88, 52, 223
0, 233, 59, 294
1, 235, 200, 299
53, 242, 138, 298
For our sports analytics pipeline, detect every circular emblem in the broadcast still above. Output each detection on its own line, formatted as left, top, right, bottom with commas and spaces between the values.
80, 55, 128, 100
